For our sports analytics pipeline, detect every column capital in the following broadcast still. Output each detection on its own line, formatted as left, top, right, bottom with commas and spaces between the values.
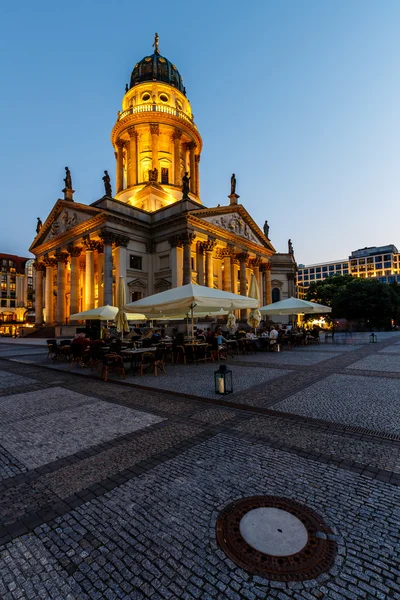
150, 123, 160, 136
127, 126, 138, 140
249, 257, 263, 268
115, 139, 124, 148
96, 242, 104, 254
169, 235, 183, 248
181, 232, 196, 246
67, 245, 82, 258
114, 235, 130, 248
55, 250, 69, 264
195, 154, 200, 163
217, 247, 234, 259
172, 128, 183, 141
99, 230, 115, 245
84, 237, 98, 251
43, 256, 57, 268
33, 260, 46, 272
237, 252, 249, 264
201, 239, 216, 253
259, 261, 271, 272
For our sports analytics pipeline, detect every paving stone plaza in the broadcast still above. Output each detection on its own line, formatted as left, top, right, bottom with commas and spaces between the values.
0, 335, 399, 599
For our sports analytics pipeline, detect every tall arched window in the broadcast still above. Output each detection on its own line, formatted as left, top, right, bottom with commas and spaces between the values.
272, 287, 280, 303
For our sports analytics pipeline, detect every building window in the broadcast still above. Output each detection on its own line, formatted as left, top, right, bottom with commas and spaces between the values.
303, 269, 308, 275
131, 291, 142, 302
388, 276, 395, 283
310, 274, 315, 280
384, 254, 391, 261
384, 262, 391, 269
329, 266, 334, 271
358, 258, 365, 265
322, 266, 327, 272
161, 168, 169, 184
335, 265, 341, 270
375, 263, 382, 269
0, 300, 6, 307
309, 268, 315, 274
316, 274, 321, 279
272, 288, 280, 303
130, 255, 142, 270
375, 256, 382, 262
367, 257, 374, 264
343, 270, 348, 274
316, 267, 321, 273
379, 277, 387, 283
9, 300, 15, 307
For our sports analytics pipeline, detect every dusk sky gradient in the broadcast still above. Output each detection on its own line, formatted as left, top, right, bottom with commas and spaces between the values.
1, 0, 399, 264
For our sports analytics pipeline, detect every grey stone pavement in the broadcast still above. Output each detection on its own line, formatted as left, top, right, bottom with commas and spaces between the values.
0, 334, 399, 599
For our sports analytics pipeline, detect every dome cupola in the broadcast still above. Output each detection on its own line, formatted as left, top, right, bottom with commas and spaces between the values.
129, 33, 186, 95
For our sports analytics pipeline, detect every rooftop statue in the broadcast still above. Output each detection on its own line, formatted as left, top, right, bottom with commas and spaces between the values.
263, 220, 270, 239
36, 217, 43, 234
230, 173, 236, 195
102, 170, 112, 197
64, 166, 72, 190
152, 32, 160, 54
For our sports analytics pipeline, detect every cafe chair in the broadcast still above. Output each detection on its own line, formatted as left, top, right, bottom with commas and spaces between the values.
172, 344, 186, 364
139, 351, 156, 375
46, 339, 58, 360
87, 344, 105, 373
101, 353, 126, 382
69, 344, 84, 369
153, 347, 167, 376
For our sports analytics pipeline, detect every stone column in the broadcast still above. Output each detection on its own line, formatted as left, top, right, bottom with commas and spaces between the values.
33, 262, 44, 326
114, 236, 129, 291
204, 240, 216, 288
44, 257, 57, 325
182, 233, 196, 285
150, 124, 159, 172
219, 249, 232, 292
146, 242, 156, 295
172, 129, 183, 186
127, 127, 138, 187
195, 154, 200, 197
96, 244, 104, 307
68, 246, 82, 317
115, 140, 124, 193
100, 231, 114, 306
238, 253, 249, 320
197, 243, 205, 286
287, 272, 296, 298
265, 262, 272, 305
84, 239, 97, 310
231, 256, 238, 295
55, 251, 68, 325
188, 142, 196, 193
169, 236, 183, 287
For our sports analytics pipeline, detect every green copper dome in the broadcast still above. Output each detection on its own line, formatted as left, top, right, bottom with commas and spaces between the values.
129, 52, 186, 95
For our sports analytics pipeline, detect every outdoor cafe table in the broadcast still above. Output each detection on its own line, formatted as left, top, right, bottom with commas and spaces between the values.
184, 342, 209, 363
121, 347, 157, 374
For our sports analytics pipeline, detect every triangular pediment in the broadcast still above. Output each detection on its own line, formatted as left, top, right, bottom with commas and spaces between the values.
188, 204, 275, 252
127, 278, 147, 289
30, 200, 104, 252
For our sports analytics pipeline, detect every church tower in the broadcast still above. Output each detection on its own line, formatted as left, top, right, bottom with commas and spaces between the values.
111, 34, 202, 212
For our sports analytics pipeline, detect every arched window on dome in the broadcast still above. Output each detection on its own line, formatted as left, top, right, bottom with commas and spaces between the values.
272, 287, 280, 303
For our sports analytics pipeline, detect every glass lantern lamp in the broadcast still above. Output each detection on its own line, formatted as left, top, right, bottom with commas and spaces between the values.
214, 364, 233, 395
369, 333, 377, 343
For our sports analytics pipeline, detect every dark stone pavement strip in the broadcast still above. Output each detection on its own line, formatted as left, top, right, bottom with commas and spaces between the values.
1, 434, 399, 600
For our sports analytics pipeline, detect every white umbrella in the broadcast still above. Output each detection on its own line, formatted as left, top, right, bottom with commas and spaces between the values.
248, 274, 261, 330
70, 304, 146, 321
259, 297, 332, 316
115, 277, 130, 340
125, 283, 258, 342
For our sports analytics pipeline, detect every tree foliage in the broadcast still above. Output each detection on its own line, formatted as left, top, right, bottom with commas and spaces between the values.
306, 275, 400, 328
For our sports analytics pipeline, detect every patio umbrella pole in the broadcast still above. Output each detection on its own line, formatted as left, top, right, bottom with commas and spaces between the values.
190, 302, 197, 343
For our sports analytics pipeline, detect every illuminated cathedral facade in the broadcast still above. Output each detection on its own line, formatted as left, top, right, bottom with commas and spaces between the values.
29, 36, 296, 327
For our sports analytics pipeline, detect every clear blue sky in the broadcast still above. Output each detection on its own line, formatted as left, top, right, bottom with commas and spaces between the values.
1, 0, 399, 264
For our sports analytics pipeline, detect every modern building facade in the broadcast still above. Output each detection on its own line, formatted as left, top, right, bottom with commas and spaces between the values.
29, 37, 297, 327
297, 244, 400, 298
0, 254, 34, 336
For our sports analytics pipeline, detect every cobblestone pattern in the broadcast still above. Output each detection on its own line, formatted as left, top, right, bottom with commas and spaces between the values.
378, 345, 400, 354
1, 434, 399, 599
272, 374, 400, 435
0, 389, 163, 469
0, 370, 37, 390
190, 408, 237, 424
348, 353, 400, 373
0, 446, 27, 482
0, 422, 203, 529
66, 380, 201, 415
230, 350, 341, 366
236, 416, 400, 473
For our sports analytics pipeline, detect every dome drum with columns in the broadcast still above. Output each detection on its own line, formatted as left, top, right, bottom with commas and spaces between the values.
30, 36, 296, 329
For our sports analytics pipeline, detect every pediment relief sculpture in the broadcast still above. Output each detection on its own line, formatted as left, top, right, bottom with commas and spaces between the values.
202, 213, 259, 243
49, 210, 82, 238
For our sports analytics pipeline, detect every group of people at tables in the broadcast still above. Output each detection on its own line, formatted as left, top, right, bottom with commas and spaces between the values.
64, 321, 320, 370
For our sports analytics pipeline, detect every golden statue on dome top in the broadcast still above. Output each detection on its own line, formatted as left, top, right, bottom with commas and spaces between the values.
153, 32, 160, 55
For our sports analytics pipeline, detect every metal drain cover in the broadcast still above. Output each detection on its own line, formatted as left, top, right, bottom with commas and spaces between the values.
216, 496, 337, 581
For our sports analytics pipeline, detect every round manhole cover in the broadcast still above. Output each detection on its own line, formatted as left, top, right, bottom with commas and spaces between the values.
216, 496, 337, 582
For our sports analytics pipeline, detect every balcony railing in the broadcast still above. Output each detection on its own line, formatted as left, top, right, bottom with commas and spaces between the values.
118, 104, 197, 129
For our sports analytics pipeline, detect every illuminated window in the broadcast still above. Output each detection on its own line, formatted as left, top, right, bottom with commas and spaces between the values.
161, 168, 169, 184
159, 93, 169, 102
131, 291, 142, 302
358, 258, 365, 265
142, 92, 151, 101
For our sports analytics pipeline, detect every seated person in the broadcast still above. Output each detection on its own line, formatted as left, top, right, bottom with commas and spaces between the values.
151, 329, 161, 343
246, 328, 257, 339
260, 329, 269, 338
71, 333, 90, 347
215, 329, 228, 359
